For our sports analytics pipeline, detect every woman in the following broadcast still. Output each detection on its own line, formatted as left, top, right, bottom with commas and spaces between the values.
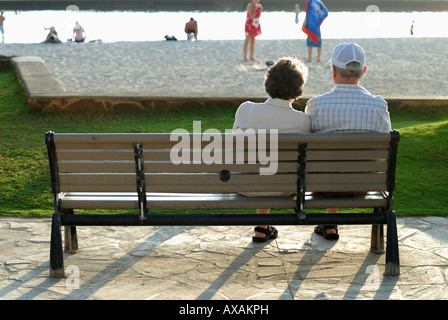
73, 21, 86, 43
233, 57, 310, 242
243, 0, 262, 61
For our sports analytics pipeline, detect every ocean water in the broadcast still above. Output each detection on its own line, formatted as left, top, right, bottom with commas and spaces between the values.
1, 10, 447, 44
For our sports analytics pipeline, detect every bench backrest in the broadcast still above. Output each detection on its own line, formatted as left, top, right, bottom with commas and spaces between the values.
45, 131, 398, 196
45, 132, 306, 195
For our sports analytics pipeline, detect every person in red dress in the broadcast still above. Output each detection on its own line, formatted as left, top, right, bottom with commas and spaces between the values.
243, 0, 263, 61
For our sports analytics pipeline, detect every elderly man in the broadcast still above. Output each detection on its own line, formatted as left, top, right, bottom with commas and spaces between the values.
305, 42, 392, 240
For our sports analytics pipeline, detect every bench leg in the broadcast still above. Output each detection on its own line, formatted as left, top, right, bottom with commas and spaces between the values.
49, 212, 65, 278
64, 209, 78, 253
370, 224, 384, 254
385, 210, 400, 276
370, 208, 385, 254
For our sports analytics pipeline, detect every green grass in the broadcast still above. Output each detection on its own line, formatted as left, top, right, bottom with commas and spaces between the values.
0, 66, 447, 217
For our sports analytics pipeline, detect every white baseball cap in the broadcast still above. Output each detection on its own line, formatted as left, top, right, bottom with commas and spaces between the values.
331, 43, 365, 71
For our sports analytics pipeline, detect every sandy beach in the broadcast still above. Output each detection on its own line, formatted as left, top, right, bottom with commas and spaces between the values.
2, 37, 448, 99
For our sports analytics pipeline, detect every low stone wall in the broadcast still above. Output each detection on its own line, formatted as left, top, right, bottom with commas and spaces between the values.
23, 95, 265, 112
23, 94, 448, 114
0, 55, 12, 71
10, 55, 448, 113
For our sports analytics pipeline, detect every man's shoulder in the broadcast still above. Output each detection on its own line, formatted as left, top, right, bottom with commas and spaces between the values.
309, 86, 387, 106
368, 93, 387, 105
306, 90, 336, 104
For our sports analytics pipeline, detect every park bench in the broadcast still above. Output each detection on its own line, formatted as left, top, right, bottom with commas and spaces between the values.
45, 130, 400, 278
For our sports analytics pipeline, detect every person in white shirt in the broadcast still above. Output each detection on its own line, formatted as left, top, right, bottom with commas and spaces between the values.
233, 57, 310, 242
305, 42, 392, 240
305, 42, 391, 134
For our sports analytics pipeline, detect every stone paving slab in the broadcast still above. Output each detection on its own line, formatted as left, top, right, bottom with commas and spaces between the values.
1, 216, 447, 301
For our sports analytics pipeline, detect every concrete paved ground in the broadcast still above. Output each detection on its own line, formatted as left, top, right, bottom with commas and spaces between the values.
1, 216, 447, 301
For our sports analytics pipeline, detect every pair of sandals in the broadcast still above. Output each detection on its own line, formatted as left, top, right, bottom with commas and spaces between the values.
252, 224, 339, 242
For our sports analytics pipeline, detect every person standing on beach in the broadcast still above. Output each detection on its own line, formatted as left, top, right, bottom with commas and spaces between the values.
73, 21, 86, 42
305, 42, 391, 240
185, 17, 198, 41
243, 0, 262, 61
0, 11, 5, 43
294, 4, 300, 24
233, 57, 310, 242
302, 0, 328, 62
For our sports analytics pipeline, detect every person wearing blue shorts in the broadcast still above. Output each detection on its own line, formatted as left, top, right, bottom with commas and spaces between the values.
306, 29, 322, 62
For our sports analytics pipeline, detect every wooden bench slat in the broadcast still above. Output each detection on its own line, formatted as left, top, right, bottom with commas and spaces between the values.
59, 184, 299, 193
59, 182, 387, 193
306, 183, 387, 192
59, 173, 299, 193
58, 192, 387, 210
305, 192, 388, 208
58, 171, 386, 192
58, 161, 301, 174
57, 149, 134, 161
57, 159, 386, 174
306, 172, 387, 192
60, 193, 297, 210
59, 172, 297, 183
53, 132, 391, 151
307, 149, 389, 161
307, 160, 387, 172
54, 140, 390, 150
57, 149, 389, 162
56, 149, 300, 161
52, 132, 392, 144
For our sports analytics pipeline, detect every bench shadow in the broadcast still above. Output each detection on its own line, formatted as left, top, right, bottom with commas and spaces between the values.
0, 226, 191, 300
278, 233, 335, 300
280, 244, 398, 300
195, 242, 266, 300
61, 225, 192, 299
197, 233, 337, 300
0, 262, 50, 299
341, 252, 383, 300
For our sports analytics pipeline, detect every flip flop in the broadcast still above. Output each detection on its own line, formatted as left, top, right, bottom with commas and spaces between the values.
252, 226, 278, 242
314, 225, 339, 240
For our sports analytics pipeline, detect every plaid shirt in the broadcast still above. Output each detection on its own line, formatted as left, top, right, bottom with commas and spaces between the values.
305, 84, 392, 133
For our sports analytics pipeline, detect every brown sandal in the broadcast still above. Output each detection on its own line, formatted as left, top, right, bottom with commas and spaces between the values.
252, 226, 278, 242
314, 225, 339, 240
